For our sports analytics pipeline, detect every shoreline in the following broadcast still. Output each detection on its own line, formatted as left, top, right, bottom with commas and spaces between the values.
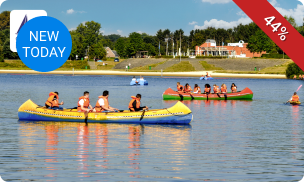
0, 70, 286, 79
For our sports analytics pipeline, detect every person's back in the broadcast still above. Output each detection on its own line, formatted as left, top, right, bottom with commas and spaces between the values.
78, 91, 92, 112
95, 90, 118, 112
128, 94, 148, 112
45, 92, 63, 109
291, 93, 299, 102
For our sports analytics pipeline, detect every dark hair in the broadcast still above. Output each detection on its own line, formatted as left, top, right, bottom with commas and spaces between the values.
205, 84, 211, 88
185, 83, 189, 87
54, 92, 58, 95
84, 91, 89, 95
294, 92, 297, 95
195, 84, 198, 88
103, 90, 109, 96
136, 94, 141, 98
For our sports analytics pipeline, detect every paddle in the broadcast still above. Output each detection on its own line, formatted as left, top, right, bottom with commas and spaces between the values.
189, 93, 195, 100
139, 106, 152, 121
285, 85, 302, 104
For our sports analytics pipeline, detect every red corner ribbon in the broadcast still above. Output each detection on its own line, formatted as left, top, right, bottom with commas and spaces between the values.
233, 0, 304, 71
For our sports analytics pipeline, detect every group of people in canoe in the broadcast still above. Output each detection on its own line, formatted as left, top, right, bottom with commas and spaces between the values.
176, 82, 238, 94
45, 91, 148, 112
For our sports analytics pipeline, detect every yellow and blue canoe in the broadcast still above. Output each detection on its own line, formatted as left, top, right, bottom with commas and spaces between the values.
18, 100, 193, 125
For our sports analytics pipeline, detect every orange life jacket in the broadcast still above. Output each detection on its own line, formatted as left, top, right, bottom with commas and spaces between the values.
177, 85, 183, 91
204, 88, 211, 93
213, 86, 220, 93
292, 95, 299, 102
95, 96, 109, 112
45, 92, 59, 107
184, 86, 192, 92
221, 86, 227, 93
77, 96, 90, 111
232, 86, 237, 92
194, 87, 201, 93
128, 96, 141, 111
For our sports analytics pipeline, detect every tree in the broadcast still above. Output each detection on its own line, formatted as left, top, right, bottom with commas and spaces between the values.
92, 40, 106, 60
0, 11, 10, 31
76, 21, 102, 49
247, 30, 278, 55
125, 32, 144, 57
3, 38, 19, 59
286, 62, 304, 79
115, 38, 127, 58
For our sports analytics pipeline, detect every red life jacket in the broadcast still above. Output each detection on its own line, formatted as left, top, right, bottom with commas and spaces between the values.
77, 96, 90, 111
177, 85, 183, 91
184, 86, 192, 92
95, 96, 109, 112
213, 86, 220, 93
128, 96, 140, 111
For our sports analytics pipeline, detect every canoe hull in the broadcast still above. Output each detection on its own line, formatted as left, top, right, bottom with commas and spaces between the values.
290, 101, 301, 105
18, 100, 192, 125
163, 87, 253, 100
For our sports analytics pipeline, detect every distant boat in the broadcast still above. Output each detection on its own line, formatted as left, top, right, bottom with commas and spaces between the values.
16, 14, 28, 34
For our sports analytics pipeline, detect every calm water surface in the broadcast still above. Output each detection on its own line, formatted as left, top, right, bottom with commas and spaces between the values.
0, 74, 303, 181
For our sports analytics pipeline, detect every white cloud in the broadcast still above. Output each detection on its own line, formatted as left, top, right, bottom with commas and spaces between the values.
137, 31, 143, 34
275, 5, 304, 26
269, 0, 279, 6
189, 21, 198, 25
67, 9, 75, 14
117, 30, 123, 35
236, 11, 246, 16
194, 17, 252, 30
201, 0, 230, 4
194, 2, 304, 30
66, 9, 86, 14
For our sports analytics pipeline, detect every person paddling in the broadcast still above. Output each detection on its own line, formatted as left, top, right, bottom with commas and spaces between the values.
45, 92, 64, 110
221, 84, 227, 94
184, 83, 192, 93
128, 94, 148, 112
231, 83, 237, 93
287, 92, 300, 103
193, 84, 201, 94
213, 84, 220, 94
177, 82, 184, 92
94, 90, 119, 112
203, 84, 211, 94
77, 91, 93, 112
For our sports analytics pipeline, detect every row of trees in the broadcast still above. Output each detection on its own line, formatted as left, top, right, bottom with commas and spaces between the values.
1, 10, 304, 61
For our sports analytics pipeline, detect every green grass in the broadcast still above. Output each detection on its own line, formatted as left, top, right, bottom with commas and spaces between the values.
214, 60, 293, 75
200, 61, 224, 70
95, 59, 125, 70
164, 61, 195, 72
131, 61, 166, 71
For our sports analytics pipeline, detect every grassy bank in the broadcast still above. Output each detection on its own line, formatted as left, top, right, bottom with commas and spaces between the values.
130, 61, 166, 71
96, 59, 125, 70
164, 61, 195, 72
200, 61, 223, 70
215, 60, 293, 74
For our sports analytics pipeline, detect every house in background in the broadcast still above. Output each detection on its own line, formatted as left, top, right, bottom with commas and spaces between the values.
195, 39, 266, 58
105, 47, 119, 58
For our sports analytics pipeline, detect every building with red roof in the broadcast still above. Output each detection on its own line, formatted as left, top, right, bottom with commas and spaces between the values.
195, 39, 266, 58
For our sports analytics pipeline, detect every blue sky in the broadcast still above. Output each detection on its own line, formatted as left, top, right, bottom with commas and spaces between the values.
0, 0, 303, 36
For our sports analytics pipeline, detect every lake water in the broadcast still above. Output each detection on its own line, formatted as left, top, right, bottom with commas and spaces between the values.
0, 74, 303, 181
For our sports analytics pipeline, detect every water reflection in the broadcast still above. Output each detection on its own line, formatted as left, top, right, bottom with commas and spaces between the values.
18, 121, 191, 180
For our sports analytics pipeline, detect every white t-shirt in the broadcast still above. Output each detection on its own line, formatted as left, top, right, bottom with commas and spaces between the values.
78, 99, 84, 106
132, 78, 136, 81
98, 98, 105, 106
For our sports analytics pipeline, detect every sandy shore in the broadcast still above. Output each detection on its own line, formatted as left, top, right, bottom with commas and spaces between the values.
0, 69, 286, 79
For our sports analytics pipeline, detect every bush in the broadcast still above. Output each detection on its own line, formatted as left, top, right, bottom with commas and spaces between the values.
261, 54, 290, 59
285, 62, 304, 79
196, 56, 226, 59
